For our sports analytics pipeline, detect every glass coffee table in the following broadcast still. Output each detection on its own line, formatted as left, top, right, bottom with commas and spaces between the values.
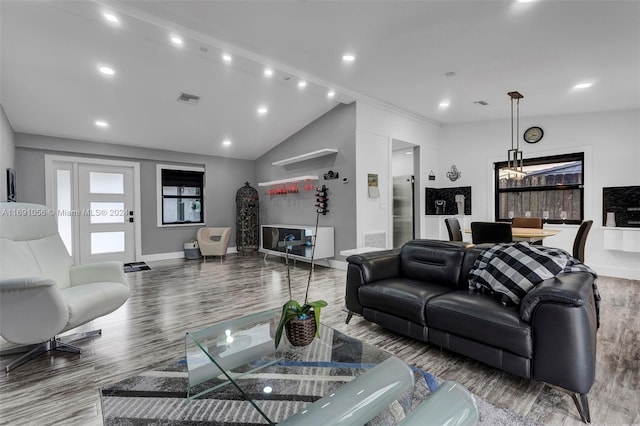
101, 309, 478, 425
185, 309, 419, 425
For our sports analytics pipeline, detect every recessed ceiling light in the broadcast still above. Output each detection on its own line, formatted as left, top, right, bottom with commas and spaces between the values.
574, 82, 593, 89
264, 68, 273, 77
257, 106, 268, 115
95, 120, 109, 128
222, 140, 232, 146
170, 35, 183, 46
439, 101, 450, 108
98, 66, 115, 76
405, 151, 413, 155
222, 54, 232, 62
342, 54, 356, 63
327, 90, 336, 98
103, 12, 119, 25
298, 80, 307, 89
517, 0, 536, 3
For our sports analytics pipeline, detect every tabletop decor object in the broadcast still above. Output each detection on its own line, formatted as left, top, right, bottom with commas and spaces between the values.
274, 186, 329, 347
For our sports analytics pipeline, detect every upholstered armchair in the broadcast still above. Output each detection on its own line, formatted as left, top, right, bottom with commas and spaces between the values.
197, 227, 231, 262
0, 202, 130, 372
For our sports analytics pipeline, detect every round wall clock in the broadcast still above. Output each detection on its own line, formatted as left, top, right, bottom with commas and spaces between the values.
523, 126, 544, 144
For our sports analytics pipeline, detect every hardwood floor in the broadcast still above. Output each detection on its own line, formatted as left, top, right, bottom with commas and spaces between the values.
0, 253, 638, 425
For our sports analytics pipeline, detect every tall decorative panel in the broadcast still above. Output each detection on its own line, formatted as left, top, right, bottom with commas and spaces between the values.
236, 182, 259, 253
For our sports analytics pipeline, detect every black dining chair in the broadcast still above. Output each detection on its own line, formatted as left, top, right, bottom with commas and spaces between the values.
471, 222, 513, 244
573, 220, 593, 263
444, 218, 463, 241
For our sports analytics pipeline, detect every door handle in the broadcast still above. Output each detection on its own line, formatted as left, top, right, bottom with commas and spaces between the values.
129, 217, 134, 223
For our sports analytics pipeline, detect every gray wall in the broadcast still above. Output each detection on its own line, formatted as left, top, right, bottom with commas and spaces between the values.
255, 103, 357, 260
14, 133, 254, 255
0, 105, 15, 202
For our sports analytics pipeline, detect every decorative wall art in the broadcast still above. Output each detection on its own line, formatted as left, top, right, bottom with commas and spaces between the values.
446, 165, 461, 182
368, 173, 380, 198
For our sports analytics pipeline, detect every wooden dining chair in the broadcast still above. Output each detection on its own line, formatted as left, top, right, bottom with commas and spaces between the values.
573, 220, 593, 263
471, 222, 513, 244
511, 217, 543, 229
444, 218, 463, 241
512, 217, 543, 244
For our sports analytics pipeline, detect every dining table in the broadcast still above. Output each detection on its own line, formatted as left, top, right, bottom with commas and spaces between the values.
464, 226, 561, 243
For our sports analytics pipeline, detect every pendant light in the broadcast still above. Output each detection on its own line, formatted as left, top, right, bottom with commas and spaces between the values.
507, 91, 526, 177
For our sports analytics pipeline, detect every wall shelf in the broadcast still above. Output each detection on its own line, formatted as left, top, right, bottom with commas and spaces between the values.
272, 148, 338, 166
257, 175, 318, 187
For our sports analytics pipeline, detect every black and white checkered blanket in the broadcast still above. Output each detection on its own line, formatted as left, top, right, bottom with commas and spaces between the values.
469, 243, 599, 309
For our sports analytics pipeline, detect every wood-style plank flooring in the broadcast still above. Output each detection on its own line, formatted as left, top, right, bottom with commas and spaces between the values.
0, 253, 638, 425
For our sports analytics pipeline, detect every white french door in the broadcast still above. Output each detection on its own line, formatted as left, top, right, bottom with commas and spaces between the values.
45, 156, 140, 265
78, 164, 135, 263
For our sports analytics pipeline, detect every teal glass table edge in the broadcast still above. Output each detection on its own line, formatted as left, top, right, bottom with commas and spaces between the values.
185, 308, 480, 425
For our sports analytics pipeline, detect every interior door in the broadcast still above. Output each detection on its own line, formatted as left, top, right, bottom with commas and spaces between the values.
78, 164, 135, 263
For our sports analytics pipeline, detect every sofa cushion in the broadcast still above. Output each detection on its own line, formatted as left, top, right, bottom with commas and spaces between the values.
359, 278, 454, 326
426, 290, 532, 358
468, 243, 568, 306
400, 240, 471, 289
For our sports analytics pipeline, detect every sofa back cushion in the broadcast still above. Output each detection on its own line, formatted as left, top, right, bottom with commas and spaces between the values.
400, 240, 471, 289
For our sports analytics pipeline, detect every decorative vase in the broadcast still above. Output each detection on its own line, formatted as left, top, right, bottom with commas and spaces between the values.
285, 315, 316, 346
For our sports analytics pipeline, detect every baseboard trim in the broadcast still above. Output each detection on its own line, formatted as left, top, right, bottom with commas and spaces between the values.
592, 263, 640, 280
140, 246, 238, 262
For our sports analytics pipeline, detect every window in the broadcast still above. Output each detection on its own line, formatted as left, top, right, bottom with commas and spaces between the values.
159, 167, 204, 225
495, 152, 584, 224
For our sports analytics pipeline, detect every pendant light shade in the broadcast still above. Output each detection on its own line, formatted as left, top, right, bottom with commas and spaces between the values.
507, 91, 526, 177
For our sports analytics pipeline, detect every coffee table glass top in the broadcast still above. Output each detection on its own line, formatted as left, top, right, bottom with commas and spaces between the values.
185, 308, 394, 424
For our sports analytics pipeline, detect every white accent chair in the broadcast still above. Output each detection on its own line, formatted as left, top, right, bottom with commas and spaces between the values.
0, 202, 130, 372
197, 227, 231, 262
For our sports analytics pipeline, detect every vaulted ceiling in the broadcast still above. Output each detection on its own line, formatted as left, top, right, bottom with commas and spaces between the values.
1, 1, 638, 159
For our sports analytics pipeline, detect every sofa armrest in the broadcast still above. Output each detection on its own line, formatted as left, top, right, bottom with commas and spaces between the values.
69, 261, 128, 287
524, 272, 598, 394
519, 272, 593, 322
0, 277, 69, 345
345, 249, 400, 314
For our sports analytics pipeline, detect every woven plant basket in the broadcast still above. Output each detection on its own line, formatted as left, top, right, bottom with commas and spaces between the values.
285, 315, 316, 346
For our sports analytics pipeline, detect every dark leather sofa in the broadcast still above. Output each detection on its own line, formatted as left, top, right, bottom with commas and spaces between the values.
345, 239, 598, 423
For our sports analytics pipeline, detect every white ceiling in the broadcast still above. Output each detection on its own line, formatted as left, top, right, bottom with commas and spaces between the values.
1, 1, 639, 160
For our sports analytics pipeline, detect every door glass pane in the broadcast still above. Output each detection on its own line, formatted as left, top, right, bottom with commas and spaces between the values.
90, 172, 124, 194
56, 169, 72, 256
90, 202, 125, 224
91, 231, 125, 254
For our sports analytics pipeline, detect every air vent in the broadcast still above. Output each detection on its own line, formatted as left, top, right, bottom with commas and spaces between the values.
177, 92, 200, 105
473, 100, 489, 106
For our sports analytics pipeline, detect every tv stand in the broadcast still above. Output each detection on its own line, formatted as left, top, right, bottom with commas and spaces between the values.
260, 225, 334, 265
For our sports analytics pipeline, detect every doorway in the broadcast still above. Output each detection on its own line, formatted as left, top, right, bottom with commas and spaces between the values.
392, 140, 419, 248
45, 155, 141, 264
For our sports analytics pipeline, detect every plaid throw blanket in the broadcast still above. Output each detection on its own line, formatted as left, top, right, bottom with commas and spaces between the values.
469, 243, 600, 324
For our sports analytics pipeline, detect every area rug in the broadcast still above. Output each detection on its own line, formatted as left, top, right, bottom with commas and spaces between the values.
101, 358, 538, 426
123, 262, 151, 273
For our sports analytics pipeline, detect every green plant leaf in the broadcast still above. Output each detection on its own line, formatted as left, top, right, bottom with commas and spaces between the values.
305, 300, 327, 337
274, 300, 302, 349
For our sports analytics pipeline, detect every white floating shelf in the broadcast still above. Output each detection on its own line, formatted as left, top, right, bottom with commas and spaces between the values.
257, 175, 318, 187
272, 148, 338, 166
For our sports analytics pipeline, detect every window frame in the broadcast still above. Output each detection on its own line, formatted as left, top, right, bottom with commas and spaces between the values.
494, 152, 584, 225
156, 164, 205, 227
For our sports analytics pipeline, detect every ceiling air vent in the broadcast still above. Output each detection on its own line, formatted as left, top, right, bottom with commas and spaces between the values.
177, 92, 200, 105
473, 100, 489, 106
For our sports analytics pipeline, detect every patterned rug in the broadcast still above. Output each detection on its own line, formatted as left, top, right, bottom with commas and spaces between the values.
101, 357, 539, 425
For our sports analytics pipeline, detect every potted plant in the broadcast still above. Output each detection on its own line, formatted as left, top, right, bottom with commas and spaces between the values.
274, 186, 329, 348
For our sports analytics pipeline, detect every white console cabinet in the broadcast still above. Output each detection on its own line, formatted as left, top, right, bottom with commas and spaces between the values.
603, 227, 640, 253
260, 225, 334, 262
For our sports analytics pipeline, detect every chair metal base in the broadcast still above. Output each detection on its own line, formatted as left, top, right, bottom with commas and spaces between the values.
1, 329, 102, 372
571, 392, 591, 424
